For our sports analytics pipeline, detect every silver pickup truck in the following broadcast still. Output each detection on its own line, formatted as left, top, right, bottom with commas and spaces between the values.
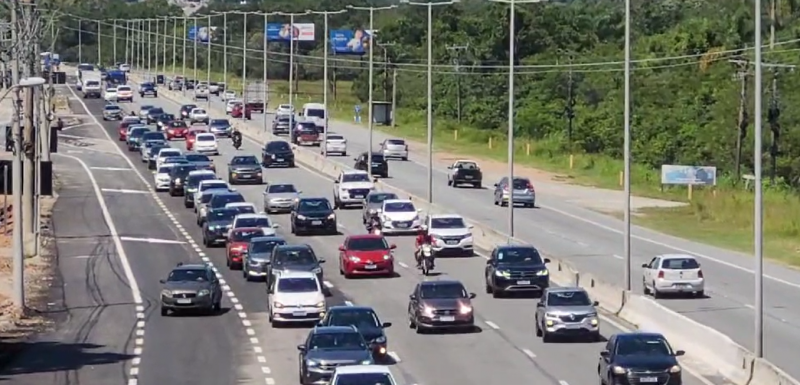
193, 85, 209, 101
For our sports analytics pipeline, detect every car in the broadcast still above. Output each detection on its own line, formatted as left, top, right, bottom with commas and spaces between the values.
318, 306, 392, 359
193, 180, 229, 212
597, 332, 685, 385
142, 131, 168, 146
102, 104, 123, 121
221, 90, 236, 101
329, 365, 397, 385
267, 271, 326, 327
407, 279, 476, 333
484, 245, 550, 297
447, 160, 483, 188
193, 133, 218, 155
272, 113, 295, 135
262, 141, 295, 168
193, 85, 209, 100
139, 105, 154, 119
103, 86, 118, 102
225, 99, 242, 115
262, 183, 301, 214
225, 227, 266, 270
642, 254, 705, 298
322, 133, 347, 156
535, 287, 601, 342
291, 198, 337, 235
297, 326, 374, 384
379, 138, 408, 161
168, 164, 199, 196
266, 244, 325, 289
155, 148, 183, 170
189, 108, 210, 125
159, 262, 222, 316
126, 127, 151, 151
231, 103, 253, 120
185, 128, 209, 151
338, 234, 395, 278
155, 113, 176, 131
154, 164, 175, 191
361, 192, 399, 224
179, 104, 198, 120
224, 202, 257, 216
379, 199, 422, 234
146, 107, 165, 124
195, 188, 232, 223
276, 103, 294, 115
242, 236, 287, 281
185, 79, 196, 90
231, 213, 279, 236
425, 214, 474, 257
142, 142, 169, 164
209, 119, 232, 137
202, 207, 238, 246
291, 121, 319, 145
166, 120, 189, 140
119, 63, 131, 72
353, 152, 388, 178
493, 176, 536, 208
185, 152, 215, 172
227, 155, 263, 185
139, 82, 158, 97
208, 81, 220, 95
116, 85, 134, 102
168, 76, 183, 91
332, 170, 375, 209
182, 170, 217, 207
117, 120, 137, 140
199, 191, 246, 226
246, 98, 265, 114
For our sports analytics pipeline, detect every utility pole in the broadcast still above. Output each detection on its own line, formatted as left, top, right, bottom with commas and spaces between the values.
77, 19, 82, 63
172, 18, 177, 74
391, 68, 397, 128
162, 17, 168, 73
378, 42, 395, 101
446, 44, 468, 122
112, 19, 117, 65
10, 0, 23, 308
97, 21, 101, 65
764, 62, 794, 184
20, 0, 36, 256
565, 53, 576, 154
730, 57, 750, 183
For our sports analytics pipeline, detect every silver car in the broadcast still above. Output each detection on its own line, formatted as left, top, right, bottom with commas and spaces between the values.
493, 177, 535, 208
535, 287, 601, 342
262, 183, 300, 214
379, 138, 408, 160
139, 105, 154, 119
642, 254, 705, 298
361, 191, 399, 224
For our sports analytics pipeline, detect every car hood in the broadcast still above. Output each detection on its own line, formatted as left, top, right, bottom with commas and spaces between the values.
305, 349, 372, 364
545, 305, 597, 315
495, 262, 547, 272
273, 291, 324, 306
259, 227, 277, 236
274, 263, 319, 272
614, 355, 678, 370
347, 250, 390, 262
340, 182, 374, 190
420, 297, 469, 309
383, 211, 418, 221
230, 164, 261, 171
164, 281, 209, 291
207, 219, 233, 228
268, 192, 298, 200
430, 228, 471, 237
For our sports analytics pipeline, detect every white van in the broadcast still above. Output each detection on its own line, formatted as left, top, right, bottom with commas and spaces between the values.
301, 103, 327, 131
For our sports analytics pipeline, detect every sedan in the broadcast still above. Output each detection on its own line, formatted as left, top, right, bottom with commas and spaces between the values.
263, 183, 300, 214
227, 155, 263, 185
338, 235, 396, 278
166, 120, 189, 140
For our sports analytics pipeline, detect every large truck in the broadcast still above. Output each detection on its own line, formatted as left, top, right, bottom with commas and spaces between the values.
82, 72, 102, 98
106, 70, 127, 85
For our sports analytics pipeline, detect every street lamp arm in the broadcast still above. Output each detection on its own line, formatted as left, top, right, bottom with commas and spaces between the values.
307, 9, 348, 15
346, 5, 398, 11
401, 0, 460, 6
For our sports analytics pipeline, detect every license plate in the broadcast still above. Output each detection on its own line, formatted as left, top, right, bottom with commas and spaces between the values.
397, 223, 408, 228
439, 316, 455, 322
353, 195, 364, 199
293, 311, 307, 317
517, 280, 531, 285
446, 240, 458, 245
365, 264, 377, 270
276, 158, 284, 162
240, 174, 251, 178
464, 175, 473, 179
311, 220, 322, 225
565, 323, 583, 329
639, 377, 658, 383
177, 299, 192, 304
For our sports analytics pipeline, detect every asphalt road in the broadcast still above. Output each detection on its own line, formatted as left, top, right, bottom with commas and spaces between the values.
76, 87, 713, 385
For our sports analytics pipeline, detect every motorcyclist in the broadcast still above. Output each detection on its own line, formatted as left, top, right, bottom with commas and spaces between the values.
129, 111, 136, 116
231, 127, 243, 149
368, 212, 382, 234
414, 225, 434, 268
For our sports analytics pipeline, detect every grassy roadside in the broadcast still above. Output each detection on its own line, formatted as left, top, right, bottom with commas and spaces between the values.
152, 67, 800, 267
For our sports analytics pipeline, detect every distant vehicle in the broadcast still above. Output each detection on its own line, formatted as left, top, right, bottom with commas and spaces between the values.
156, 113, 177, 131
193, 85, 209, 101
242, 236, 286, 281
272, 114, 295, 135
493, 176, 535, 208
208, 82, 221, 95
102, 104, 123, 121
337, 235, 396, 278
378, 199, 421, 234
230, 103, 253, 120
83, 77, 103, 98
159, 262, 222, 316
168, 164, 200, 196
535, 287, 601, 342
189, 108, 209, 125
425, 214, 474, 257
291, 198, 337, 235
221, 90, 236, 101
103, 86, 118, 102
261, 140, 295, 168
179, 104, 198, 120
231, 213, 278, 237
379, 139, 408, 161
183, 170, 218, 208
146, 107, 165, 124
225, 99, 242, 115
642, 254, 705, 298
292, 121, 320, 146
297, 326, 373, 384
301, 102, 327, 132
193, 133, 218, 155
323, 133, 347, 156
447, 160, 482, 188
245, 98, 265, 113
353, 152, 388, 178
333, 170, 375, 209
361, 192, 399, 224
209, 119, 232, 137
139, 82, 158, 97
227, 155, 263, 185
266, 244, 325, 292
329, 365, 397, 385
202, 207, 238, 246
276, 104, 294, 115
262, 183, 301, 214
116, 85, 134, 102
318, 306, 393, 358
169, 76, 184, 90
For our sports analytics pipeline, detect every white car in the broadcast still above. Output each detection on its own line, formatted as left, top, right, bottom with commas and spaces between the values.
330, 365, 397, 385
231, 213, 279, 237
333, 170, 375, 209
380, 199, 422, 234
425, 214, 474, 256
268, 271, 326, 327
103, 86, 118, 102
156, 148, 183, 169
193, 180, 229, 212
122, 115, 142, 125
189, 108, 210, 124
119, 63, 131, 72
225, 99, 242, 114
116, 85, 134, 102
323, 133, 347, 156
224, 202, 257, 216
193, 133, 219, 155
154, 165, 175, 191
642, 254, 705, 298
222, 90, 236, 101
276, 104, 294, 115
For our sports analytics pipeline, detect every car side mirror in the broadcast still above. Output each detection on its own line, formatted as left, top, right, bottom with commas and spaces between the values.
373, 178, 378, 183
536, 302, 544, 307
264, 261, 271, 265
333, 180, 339, 183
447, 166, 452, 169
641, 263, 649, 268
486, 259, 493, 265
468, 225, 474, 229
409, 294, 416, 301
338, 246, 345, 252
675, 350, 685, 356
382, 322, 392, 328
318, 259, 326, 263
416, 209, 423, 212
592, 301, 600, 306
600, 350, 610, 358
493, 183, 498, 187
353, 158, 358, 161
296, 344, 306, 352
272, 224, 280, 228
469, 293, 477, 299
159, 279, 166, 284
390, 244, 397, 249
544, 258, 551, 264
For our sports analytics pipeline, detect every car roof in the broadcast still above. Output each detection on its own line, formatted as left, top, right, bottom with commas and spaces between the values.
312, 325, 358, 334
200, 179, 226, 185
342, 170, 369, 176
275, 244, 311, 251
250, 236, 285, 243
383, 199, 412, 205
200, 188, 229, 196
159, 148, 181, 153
225, 202, 254, 207
328, 305, 375, 313
231, 226, 262, 232
615, 332, 666, 340
173, 263, 210, 271
276, 270, 317, 279
188, 170, 215, 176
346, 234, 385, 241
235, 213, 267, 219
430, 214, 464, 220
657, 253, 696, 260
547, 286, 587, 294
495, 244, 537, 251
333, 365, 391, 375
420, 279, 462, 287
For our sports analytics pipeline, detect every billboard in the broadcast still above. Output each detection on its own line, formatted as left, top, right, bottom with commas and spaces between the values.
266, 23, 315, 42
660, 165, 717, 185
330, 29, 373, 55
188, 26, 217, 43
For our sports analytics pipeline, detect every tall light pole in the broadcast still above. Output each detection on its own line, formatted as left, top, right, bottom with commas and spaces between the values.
228, 11, 259, 111
97, 21, 102, 65
212, 11, 228, 87
182, 17, 187, 93
161, 16, 168, 73
753, 0, 764, 359
147, 19, 153, 76
172, 17, 178, 75
621, 0, 632, 289
262, 12, 279, 132
276, 11, 312, 114
400, 0, 459, 203
207, 13, 213, 108
346, 5, 397, 177
308, 9, 348, 157
193, 17, 198, 82
112, 19, 118, 65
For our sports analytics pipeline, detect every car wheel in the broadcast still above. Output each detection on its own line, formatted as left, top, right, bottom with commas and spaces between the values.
642, 279, 649, 295
542, 332, 553, 343
402, 157, 408, 161
415, 319, 426, 334
213, 300, 221, 313
492, 288, 502, 298
696, 290, 704, 298
485, 280, 493, 294
651, 282, 660, 299
160, 307, 168, 316
447, 179, 452, 187
473, 183, 481, 188
535, 318, 543, 336
203, 236, 211, 247
184, 200, 192, 208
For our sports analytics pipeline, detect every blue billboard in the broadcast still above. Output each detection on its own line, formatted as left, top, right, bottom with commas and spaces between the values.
188, 26, 217, 43
265, 23, 316, 42
330, 29, 372, 55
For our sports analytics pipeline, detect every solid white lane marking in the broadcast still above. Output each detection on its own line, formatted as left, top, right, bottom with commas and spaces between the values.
101, 188, 150, 194
136, 312, 144, 319
522, 348, 536, 359
234, 304, 243, 311
132, 357, 141, 365
136, 329, 144, 336
612, 254, 623, 260
90, 166, 132, 171
119, 236, 186, 245
558, 381, 569, 385
398, 262, 409, 268
323, 281, 334, 288
484, 320, 500, 330
265, 378, 275, 385
238, 311, 247, 318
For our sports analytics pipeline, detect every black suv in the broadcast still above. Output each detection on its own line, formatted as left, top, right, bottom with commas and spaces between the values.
179, 104, 198, 120
140, 82, 158, 98
156, 113, 176, 130
168, 164, 199, 196
202, 208, 238, 246
354, 152, 388, 178
318, 306, 392, 359
297, 326, 373, 385
266, 244, 325, 293
183, 172, 218, 208
159, 262, 222, 316
146, 107, 165, 124
291, 198, 337, 235
262, 140, 295, 168
484, 245, 550, 298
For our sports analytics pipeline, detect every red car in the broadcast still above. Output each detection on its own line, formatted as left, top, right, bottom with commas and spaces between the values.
186, 128, 209, 151
118, 121, 134, 141
338, 234, 396, 278
166, 121, 189, 140
230, 103, 252, 120
226, 227, 266, 270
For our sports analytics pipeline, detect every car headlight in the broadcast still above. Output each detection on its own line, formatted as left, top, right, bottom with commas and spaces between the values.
612, 366, 627, 375
349, 256, 360, 262
297, 214, 307, 220
273, 302, 284, 308
306, 359, 318, 367
383, 254, 391, 260
271, 154, 276, 159
160, 290, 171, 297
373, 336, 386, 344
536, 269, 549, 276
327, 213, 336, 220
312, 267, 322, 274
544, 312, 559, 319
314, 301, 325, 308
198, 289, 210, 296
422, 306, 434, 317
668, 365, 682, 374
175, 178, 181, 184
413, 215, 420, 222
459, 305, 473, 314
495, 270, 510, 278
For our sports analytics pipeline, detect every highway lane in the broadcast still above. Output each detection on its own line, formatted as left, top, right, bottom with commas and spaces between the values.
140, 75, 800, 374
87, 92, 712, 385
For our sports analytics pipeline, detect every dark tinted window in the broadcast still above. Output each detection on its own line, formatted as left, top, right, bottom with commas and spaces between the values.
130, 128, 149, 137
249, 239, 286, 254
308, 332, 366, 350
169, 120, 188, 128
187, 173, 216, 187
274, 247, 317, 265
207, 209, 236, 221
231, 156, 259, 165
149, 108, 163, 115
210, 119, 229, 125
149, 146, 167, 156
266, 141, 291, 152
333, 373, 393, 385
342, 173, 370, 183
143, 132, 167, 142
231, 229, 265, 242
430, 217, 467, 229
236, 217, 272, 228
170, 165, 198, 177
199, 183, 227, 192
228, 205, 256, 215
298, 199, 331, 212
210, 194, 245, 208
267, 184, 296, 193
367, 193, 398, 203
200, 189, 227, 203
185, 154, 211, 163
547, 290, 592, 306
387, 139, 405, 145
496, 247, 543, 264
160, 114, 175, 120
419, 283, 468, 299
277, 278, 318, 292
168, 269, 209, 282
305, 109, 325, 119
661, 258, 700, 269
327, 309, 381, 329
512, 178, 531, 189
104, 105, 121, 112
298, 122, 316, 130
346, 237, 389, 251
615, 335, 673, 356
368, 154, 385, 162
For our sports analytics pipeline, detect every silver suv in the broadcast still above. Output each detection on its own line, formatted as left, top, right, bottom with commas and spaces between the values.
534, 287, 600, 342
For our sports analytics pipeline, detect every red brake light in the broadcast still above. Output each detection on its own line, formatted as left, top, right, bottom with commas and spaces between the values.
657, 271, 664, 279
527, 183, 534, 191
697, 270, 703, 278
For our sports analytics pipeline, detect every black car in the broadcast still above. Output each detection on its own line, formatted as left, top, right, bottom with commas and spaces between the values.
598, 332, 684, 385
297, 326, 374, 385
146, 107, 165, 124
179, 103, 198, 120
318, 306, 392, 359
484, 245, 550, 298
291, 198, 337, 235
156, 113, 176, 130
242, 236, 287, 281
266, 244, 325, 289
262, 140, 295, 168
168, 164, 199, 196
140, 82, 158, 98
185, 79, 196, 90
201, 191, 246, 226
159, 262, 222, 316
354, 152, 388, 178
447, 160, 483, 188
202, 207, 238, 246
127, 127, 151, 151
227, 155, 263, 185
183, 171, 218, 208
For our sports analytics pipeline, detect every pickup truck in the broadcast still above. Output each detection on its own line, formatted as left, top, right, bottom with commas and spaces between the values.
246, 99, 265, 114
208, 82, 220, 96
193, 86, 209, 101
291, 122, 320, 146
139, 82, 158, 98
447, 160, 483, 188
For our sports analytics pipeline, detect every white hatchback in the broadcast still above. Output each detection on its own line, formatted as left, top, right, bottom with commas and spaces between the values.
226, 99, 242, 114
154, 164, 175, 191
193, 133, 219, 155
268, 271, 326, 326
103, 87, 118, 101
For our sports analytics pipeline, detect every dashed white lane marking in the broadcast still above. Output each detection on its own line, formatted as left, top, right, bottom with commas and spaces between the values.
387, 351, 402, 363
128, 379, 138, 385
238, 311, 247, 318
323, 281, 334, 288
254, 346, 263, 354
265, 378, 276, 385
398, 262, 409, 269
344, 300, 354, 306
243, 319, 252, 327
246, 328, 256, 336
250, 337, 259, 344
257, 356, 267, 363
558, 381, 569, 385
130, 367, 139, 376
261, 366, 271, 374
484, 320, 500, 330
234, 304, 244, 311
522, 348, 536, 359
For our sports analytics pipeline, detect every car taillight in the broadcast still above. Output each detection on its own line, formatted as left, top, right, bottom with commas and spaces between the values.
527, 183, 535, 191
657, 271, 664, 279
697, 270, 703, 278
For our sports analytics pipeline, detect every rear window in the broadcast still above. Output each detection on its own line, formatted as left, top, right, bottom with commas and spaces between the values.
149, 108, 164, 114
197, 135, 215, 142
327, 135, 344, 141
387, 139, 405, 145
368, 154, 385, 162
160, 150, 181, 157
267, 184, 296, 193
661, 258, 700, 269
211, 194, 245, 208
512, 178, 531, 189
305, 109, 325, 118
118, 86, 131, 92
185, 154, 210, 162
266, 142, 290, 151
200, 182, 227, 191
193, 109, 207, 114
231, 229, 265, 242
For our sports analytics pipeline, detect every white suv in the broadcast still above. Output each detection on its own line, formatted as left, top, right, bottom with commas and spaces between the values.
268, 271, 326, 327
425, 214, 474, 257
193, 133, 219, 155
380, 199, 422, 234
156, 148, 183, 169
333, 170, 374, 209
330, 365, 397, 385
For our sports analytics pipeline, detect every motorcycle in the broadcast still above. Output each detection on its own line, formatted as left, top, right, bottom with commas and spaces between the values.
419, 244, 434, 276
232, 135, 242, 150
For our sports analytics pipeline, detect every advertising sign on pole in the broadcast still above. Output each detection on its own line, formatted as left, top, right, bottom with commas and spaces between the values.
329, 29, 373, 55
660, 165, 717, 185
265, 23, 315, 42
188, 26, 217, 43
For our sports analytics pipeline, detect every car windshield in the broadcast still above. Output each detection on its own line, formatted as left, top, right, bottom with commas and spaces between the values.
164, 157, 186, 164
183, 105, 197, 110
275, 248, 317, 265
208, 209, 236, 221
185, 154, 210, 163
277, 277, 318, 293
149, 147, 166, 156
342, 173, 370, 183
200, 183, 227, 192
149, 108, 164, 114
347, 237, 389, 251
160, 150, 181, 158
211, 194, 245, 208
266, 142, 291, 152
228, 205, 256, 215
193, 109, 207, 114
431, 217, 467, 229
277, 115, 292, 122
333, 373, 393, 385
231, 156, 259, 165
210, 119, 229, 126
547, 291, 592, 306
197, 135, 214, 142
305, 109, 325, 118
143, 133, 166, 141
268, 184, 296, 194
384, 202, 415, 212
141, 106, 153, 111
231, 229, 264, 242
367, 193, 397, 204
308, 332, 366, 351
167, 269, 208, 282
661, 258, 700, 269
170, 121, 187, 128
496, 247, 543, 264
512, 178, 531, 189
299, 199, 331, 212
455, 161, 478, 170
387, 139, 405, 145
420, 283, 468, 299
104, 106, 120, 111
200, 190, 226, 203
327, 309, 381, 329
616, 336, 673, 356
237, 217, 272, 228
130, 128, 149, 137
368, 154, 385, 162
187, 174, 216, 187
118, 86, 131, 92
250, 239, 285, 253
327, 135, 344, 141
157, 166, 174, 174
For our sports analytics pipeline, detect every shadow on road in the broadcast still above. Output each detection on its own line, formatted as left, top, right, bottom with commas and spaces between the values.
0, 340, 133, 379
